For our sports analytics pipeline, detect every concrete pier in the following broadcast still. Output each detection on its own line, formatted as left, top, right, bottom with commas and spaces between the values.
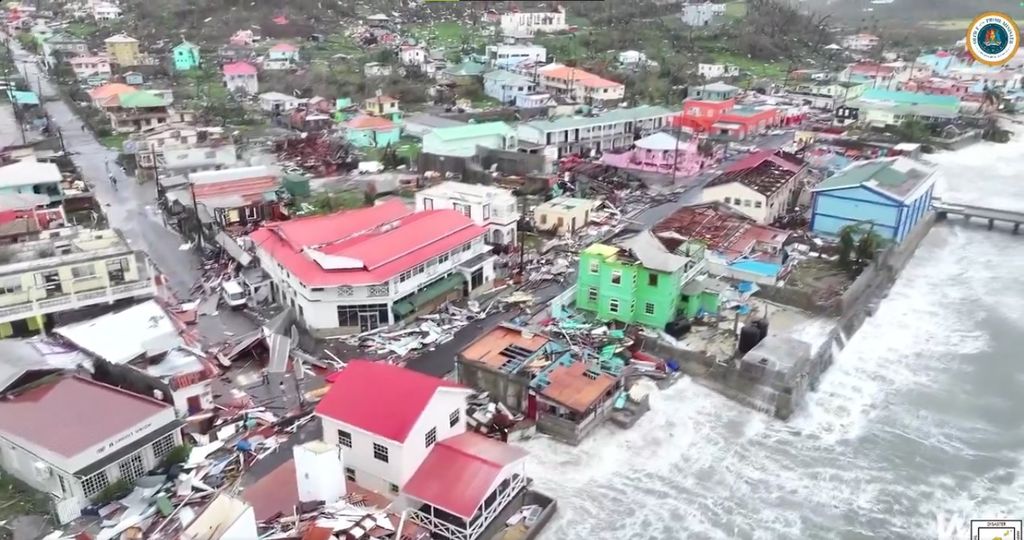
933, 198, 1024, 234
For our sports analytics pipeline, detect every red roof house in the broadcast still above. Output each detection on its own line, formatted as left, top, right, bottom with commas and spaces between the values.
315, 360, 467, 443
0, 375, 181, 523
403, 432, 528, 519
222, 61, 257, 76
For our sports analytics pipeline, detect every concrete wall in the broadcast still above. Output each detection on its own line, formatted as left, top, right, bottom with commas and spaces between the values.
457, 360, 530, 412
647, 212, 938, 420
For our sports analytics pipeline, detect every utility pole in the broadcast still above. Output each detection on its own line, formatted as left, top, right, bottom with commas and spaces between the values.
189, 180, 204, 251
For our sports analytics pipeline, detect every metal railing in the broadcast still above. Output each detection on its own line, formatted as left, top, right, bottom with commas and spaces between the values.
0, 279, 156, 322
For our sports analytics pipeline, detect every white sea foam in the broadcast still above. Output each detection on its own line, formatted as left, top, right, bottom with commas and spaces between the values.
524, 140, 1024, 539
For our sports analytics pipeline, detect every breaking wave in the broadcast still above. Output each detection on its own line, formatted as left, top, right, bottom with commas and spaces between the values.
524, 139, 1024, 539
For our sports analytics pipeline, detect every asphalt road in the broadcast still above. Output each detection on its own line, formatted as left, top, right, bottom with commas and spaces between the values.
6, 38, 255, 346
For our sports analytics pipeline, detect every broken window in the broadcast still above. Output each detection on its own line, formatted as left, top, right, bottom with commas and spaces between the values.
425, 427, 437, 448
373, 443, 389, 463
449, 409, 460, 427
608, 298, 620, 314
610, 271, 622, 285
338, 429, 352, 448
345, 467, 356, 482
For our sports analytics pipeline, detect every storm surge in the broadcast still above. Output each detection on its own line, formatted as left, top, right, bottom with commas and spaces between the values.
523, 134, 1024, 539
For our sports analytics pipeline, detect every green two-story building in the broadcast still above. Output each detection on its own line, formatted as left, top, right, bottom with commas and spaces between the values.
575, 231, 710, 329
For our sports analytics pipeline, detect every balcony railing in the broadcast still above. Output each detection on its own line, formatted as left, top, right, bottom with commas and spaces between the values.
0, 279, 157, 323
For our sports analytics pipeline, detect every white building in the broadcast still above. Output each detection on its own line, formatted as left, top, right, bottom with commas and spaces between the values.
536, 63, 625, 106
700, 151, 807, 224
499, 8, 567, 38
363, 62, 393, 77
517, 105, 673, 158
258, 91, 304, 113
54, 300, 217, 416
681, 2, 717, 26
0, 375, 182, 524
399, 45, 427, 67
0, 227, 156, 333
249, 198, 496, 337
485, 43, 546, 68
315, 361, 474, 495
91, 1, 122, 20
415, 181, 520, 246
842, 33, 880, 51
315, 361, 529, 540
617, 50, 655, 68
698, 63, 739, 79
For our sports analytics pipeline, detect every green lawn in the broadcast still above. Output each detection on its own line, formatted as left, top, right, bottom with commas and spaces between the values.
711, 52, 787, 79
99, 134, 127, 151
725, 1, 748, 19
65, 21, 99, 38
407, 21, 489, 49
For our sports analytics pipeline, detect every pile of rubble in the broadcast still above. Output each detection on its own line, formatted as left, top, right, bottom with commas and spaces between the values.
274, 134, 356, 177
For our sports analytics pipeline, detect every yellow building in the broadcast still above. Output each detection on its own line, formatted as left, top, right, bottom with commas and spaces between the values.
104, 33, 140, 67
533, 196, 598, 236
0, 227, 156, 337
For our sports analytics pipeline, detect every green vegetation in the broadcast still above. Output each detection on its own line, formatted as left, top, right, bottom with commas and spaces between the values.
99, 134, 127, 150
407, 20, 488, 50
837, 225, 885, 275
0, 472, 50, 522
710, 52, 788, 80
725, 1, 748, 19
95, 479, 133, 506
15, 32, 38, 53
295, 190, 366, 216
162, 444, 192, 467
65, 21, 99, 38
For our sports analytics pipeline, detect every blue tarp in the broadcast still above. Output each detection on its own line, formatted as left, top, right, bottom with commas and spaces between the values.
7, 90, 39, 106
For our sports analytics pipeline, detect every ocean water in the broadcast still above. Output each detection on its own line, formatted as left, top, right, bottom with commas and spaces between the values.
525, 136, 1024, 539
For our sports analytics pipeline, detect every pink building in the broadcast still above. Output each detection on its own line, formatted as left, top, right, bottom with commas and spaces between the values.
601, 131, 709, 177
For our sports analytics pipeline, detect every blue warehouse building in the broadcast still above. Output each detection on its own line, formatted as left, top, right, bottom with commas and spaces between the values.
810, 157, 936, 242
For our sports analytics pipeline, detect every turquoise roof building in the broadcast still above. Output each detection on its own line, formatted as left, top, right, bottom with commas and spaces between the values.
422, 122, 516, 157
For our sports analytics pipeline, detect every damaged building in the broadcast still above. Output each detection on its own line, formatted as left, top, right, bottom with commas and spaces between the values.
458, 324, 623, 445
249, 199, 497, 337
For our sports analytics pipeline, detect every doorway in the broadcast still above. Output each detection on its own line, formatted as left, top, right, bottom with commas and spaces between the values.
358, 312, 381, 332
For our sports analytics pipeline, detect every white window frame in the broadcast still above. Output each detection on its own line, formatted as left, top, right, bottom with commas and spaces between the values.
587, 287, 598, 302
81, 470, 110, 499
610, 270, 622, 285
608, 298, 620, 314
589, 261, 599, 274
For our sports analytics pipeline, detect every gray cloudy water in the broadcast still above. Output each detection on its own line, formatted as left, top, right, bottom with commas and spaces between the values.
524, 133, 1024, 539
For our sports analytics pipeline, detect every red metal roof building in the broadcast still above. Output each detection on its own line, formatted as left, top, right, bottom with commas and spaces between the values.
0, 375, 182, 524
403, 432, 528, 534
249, 199, 495, 335
315, 360, 466, 443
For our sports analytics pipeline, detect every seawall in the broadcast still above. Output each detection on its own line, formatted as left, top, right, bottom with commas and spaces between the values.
641, 211, 938, 420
